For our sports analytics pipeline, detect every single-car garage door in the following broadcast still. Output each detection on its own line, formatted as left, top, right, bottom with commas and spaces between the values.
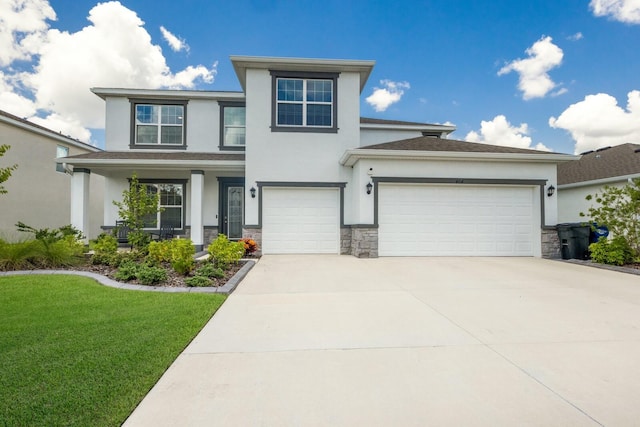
379, 184, 536, 256
262, 187, 340, 254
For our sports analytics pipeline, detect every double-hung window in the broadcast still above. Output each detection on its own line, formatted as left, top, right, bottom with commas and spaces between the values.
140, 182, 185, 230
219, 102, 246, 150
271, 71, 338, 133
131, 100, 187, 147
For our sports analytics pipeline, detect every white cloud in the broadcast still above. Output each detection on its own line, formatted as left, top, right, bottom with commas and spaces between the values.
160, 26, 189, 52
590, 0, 640, 23
549, 90, 640, 154
0, 1, 216, 143
498, 36, 564, 100
465, 115, 551, 151
365, 79, 410, 112
0, 0, 56, 66
567, 32, 584, 41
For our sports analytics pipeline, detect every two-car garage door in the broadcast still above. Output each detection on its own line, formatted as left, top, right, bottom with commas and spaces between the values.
378, 184, 536, 256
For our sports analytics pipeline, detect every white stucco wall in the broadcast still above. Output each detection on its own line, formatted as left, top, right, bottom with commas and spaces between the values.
558, 181, 626, 223
244, 68, 362, 225
103, 97, 224, 152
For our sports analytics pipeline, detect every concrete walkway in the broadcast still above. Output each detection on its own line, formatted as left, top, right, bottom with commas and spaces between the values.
124, 256, 640, 426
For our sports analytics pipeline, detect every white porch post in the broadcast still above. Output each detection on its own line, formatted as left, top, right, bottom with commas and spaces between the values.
190, 170, 204, 251
70, 168, 90, 243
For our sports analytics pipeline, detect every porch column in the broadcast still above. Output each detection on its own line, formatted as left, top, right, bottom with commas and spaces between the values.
190, 170, 204, 251
70, 168, 90, 243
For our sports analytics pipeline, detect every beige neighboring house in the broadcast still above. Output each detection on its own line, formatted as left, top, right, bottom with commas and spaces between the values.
557, 143, 640, 223
0, 109, 104, 240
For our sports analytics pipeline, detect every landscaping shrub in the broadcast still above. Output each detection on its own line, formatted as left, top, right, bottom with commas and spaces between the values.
240, 238, 258, 255
34, 237, 84, 268
147, 240, 172, 264
185, 275, 213, 287
90, 233, 118, 254
194, 262, 225, 279
208, 234, 245, 270
114, 260, 140, 281
589, 237, 635, 266
170, 239, 195, 275
0, 239, 40, 271
136, 265, 168, 285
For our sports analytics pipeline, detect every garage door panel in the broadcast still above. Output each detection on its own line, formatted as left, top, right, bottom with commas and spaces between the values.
379, 184, 535, 256
262, 188, 340, 254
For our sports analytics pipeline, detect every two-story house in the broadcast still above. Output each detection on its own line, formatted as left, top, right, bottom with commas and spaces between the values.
63, 56, 576, 258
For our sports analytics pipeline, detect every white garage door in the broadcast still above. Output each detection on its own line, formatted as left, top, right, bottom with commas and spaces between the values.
379, 184, 536, 256
262, 187, 340, 254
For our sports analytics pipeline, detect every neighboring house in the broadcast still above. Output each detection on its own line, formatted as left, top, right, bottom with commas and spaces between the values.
557, 143, 640, 223
0, 109, 104, 240
63, 56, 576, 258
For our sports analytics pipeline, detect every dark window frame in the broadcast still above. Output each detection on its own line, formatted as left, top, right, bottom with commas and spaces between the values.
219, 101, 246, 151
129, 99, 188, 150
136, 178, 188, 230
270, 70, 339, 134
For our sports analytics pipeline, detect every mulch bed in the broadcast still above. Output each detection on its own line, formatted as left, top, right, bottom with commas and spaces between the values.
64, 259, 247, 288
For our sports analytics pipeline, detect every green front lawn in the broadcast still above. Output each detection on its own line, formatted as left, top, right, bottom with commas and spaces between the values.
0, 275, 225, 426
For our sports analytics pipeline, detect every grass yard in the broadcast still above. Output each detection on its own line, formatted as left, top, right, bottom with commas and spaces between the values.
0, 274, 226, 426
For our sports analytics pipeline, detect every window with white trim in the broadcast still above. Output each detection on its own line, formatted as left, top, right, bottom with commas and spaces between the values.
56, 145, 69, 173
134, 104, 185, 145
141, 183, 184, 229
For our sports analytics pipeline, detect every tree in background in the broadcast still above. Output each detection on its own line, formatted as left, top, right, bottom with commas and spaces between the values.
0, 145, 18, 195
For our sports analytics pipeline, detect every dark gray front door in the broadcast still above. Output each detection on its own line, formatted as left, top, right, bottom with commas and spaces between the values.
220, 178, 244, 240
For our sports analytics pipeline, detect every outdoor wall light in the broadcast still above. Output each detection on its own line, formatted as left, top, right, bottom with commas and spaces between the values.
547, 185, 555, 197
366, 182, 373, 195
250, 186, 256, 198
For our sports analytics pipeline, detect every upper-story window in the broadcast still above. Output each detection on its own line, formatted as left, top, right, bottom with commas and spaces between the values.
270, 71, 338, 133
130, 100, 187, 149
219, 102, 245, 150
55, 145, 69, 173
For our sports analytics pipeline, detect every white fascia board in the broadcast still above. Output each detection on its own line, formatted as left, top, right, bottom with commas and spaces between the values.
64, 158, 245, 171
0, 114, 101, 152
360, 123, 456, 134
91, 88, 245, 100
558, 173, 640, 190
340, 149, 579, 166
230, 55, 375, 92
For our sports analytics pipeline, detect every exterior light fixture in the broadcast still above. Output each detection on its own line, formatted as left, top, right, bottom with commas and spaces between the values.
250, 186, 256, 198
366, 182, 373, 195
547, 185, 555, 197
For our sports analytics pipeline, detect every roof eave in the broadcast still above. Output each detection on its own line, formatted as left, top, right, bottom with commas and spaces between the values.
91, 88, 245, 100
62, 158, 245, 171
340, 149, 579, 167
360, 123, 456, 134
230, 55, 375, 92
558, 173, 640, 189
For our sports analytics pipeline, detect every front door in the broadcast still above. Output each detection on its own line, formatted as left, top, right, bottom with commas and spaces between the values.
220, 178, 244, 240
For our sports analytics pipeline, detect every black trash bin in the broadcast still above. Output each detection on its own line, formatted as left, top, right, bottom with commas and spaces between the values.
557, 223, 591, 260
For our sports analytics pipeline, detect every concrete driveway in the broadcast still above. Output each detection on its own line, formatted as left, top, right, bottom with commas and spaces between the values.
124, 256, 640, 426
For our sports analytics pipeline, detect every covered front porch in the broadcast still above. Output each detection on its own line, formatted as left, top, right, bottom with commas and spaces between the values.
63, 151, 246, 250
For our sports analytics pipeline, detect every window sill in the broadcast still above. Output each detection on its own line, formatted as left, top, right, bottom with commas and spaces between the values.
270, 126, 338, 134
129, 144, 187, 150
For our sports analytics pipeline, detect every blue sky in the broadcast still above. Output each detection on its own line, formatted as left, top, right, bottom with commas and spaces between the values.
2, 0, 640, 154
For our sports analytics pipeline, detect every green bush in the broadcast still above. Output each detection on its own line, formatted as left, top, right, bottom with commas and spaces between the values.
195, 262, 225, 279
208, 234, 245, 270
136, 265, 168, 285
170, 239, 195, 275
114, 260, 140, 281
16, 222, 84, 245
90, 233, 118, 255
0, 239, 40, 271
35, 237, 84, 268
148, 240, 172, 264
185, 275, 213, 287
589, 237, 635, 266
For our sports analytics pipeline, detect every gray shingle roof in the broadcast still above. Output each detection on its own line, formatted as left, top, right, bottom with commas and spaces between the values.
360, 136, 561, 155
65, 151, 245, 161
558, 143, 640, 185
